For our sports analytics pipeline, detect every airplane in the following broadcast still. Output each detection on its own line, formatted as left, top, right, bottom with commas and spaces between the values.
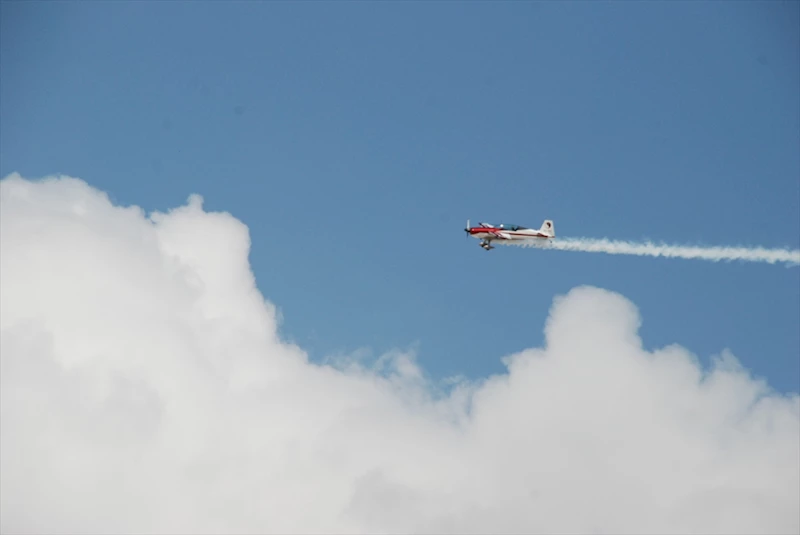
464, 219, 555, 250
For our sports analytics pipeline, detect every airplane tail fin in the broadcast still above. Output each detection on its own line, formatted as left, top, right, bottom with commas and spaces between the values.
539, 219, 555, 237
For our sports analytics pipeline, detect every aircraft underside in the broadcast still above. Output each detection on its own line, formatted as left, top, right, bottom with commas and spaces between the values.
478, 237, 551, 250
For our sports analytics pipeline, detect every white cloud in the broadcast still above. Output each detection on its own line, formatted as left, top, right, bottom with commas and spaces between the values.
1, 172, 798, 535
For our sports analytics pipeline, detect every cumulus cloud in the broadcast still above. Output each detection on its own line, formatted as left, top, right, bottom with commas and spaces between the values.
1, 172, 798, 535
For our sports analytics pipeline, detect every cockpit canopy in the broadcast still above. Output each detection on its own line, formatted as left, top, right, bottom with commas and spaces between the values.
499, 224, 527, 231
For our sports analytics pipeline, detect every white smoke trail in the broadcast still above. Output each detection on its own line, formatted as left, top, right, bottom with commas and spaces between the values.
501, 237, 800, 266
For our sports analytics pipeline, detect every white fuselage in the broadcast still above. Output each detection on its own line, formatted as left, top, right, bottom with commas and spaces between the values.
471, 229, 553, 243
472, 230, 549, 239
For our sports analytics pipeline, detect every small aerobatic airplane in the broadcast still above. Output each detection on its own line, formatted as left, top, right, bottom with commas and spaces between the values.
464, 219, 555, 250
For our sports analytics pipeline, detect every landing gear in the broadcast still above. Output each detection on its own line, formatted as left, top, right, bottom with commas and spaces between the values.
480, 241, 494, 251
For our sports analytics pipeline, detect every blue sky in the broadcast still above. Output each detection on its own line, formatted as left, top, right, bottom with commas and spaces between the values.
2, 0, 798, 392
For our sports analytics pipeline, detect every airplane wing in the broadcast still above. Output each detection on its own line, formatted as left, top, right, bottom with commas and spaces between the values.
489, 230, 512, 239
478, 222, 494, 228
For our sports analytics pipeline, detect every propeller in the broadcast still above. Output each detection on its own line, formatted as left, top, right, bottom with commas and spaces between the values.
464, 218, 470, 238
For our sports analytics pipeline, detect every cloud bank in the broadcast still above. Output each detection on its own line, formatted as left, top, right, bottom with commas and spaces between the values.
1, 173, 798, 535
